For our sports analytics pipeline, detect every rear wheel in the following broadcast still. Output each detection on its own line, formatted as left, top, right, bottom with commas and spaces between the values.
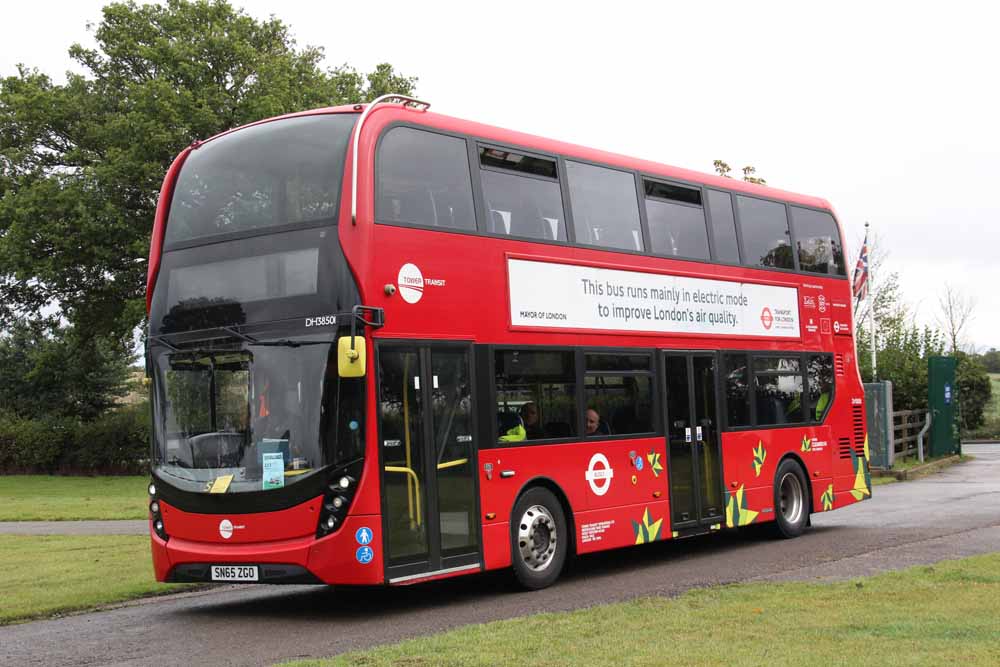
772, 459, 809, 538
511, 487, 567, 590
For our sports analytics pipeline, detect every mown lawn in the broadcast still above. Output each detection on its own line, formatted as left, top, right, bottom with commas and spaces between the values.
289, 553, 1000, 666
0, 535, 189, 624
0, 475, 148, 521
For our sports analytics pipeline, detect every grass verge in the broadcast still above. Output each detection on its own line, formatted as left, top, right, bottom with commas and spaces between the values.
0, 535, 189, 625
0, 475, 148, 521
289, 553, 1000, 667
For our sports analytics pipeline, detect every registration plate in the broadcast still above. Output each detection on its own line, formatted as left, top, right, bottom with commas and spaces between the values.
211, 565, 259, 582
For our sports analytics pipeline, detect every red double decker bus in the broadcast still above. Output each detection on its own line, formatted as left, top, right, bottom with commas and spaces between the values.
145, 96, 870, 589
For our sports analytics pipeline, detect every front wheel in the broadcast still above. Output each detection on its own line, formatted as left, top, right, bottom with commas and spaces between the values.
511, 487, 567, 590
772, 459, 809, 538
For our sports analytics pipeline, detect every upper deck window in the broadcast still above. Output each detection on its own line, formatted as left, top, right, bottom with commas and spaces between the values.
791, 207, 846, 276
377, 127, 476, 231
643, 180, 710, 261
479, 147, 566, 241
566, 161, 644, 252
706, 190, 741, 264
736, 195, 794, 270
165, 114, 356, 246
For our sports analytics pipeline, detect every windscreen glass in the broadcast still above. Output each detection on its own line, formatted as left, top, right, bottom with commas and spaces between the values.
165, 113, 357, 245
150, 331, 365, 493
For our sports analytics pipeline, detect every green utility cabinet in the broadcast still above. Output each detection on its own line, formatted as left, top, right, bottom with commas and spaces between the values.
927, 356, 958, 456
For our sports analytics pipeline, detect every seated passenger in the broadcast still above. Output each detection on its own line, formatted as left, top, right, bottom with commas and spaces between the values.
498, 410, 525, 443
520, 402, 544, 439
585, 408, 611, 436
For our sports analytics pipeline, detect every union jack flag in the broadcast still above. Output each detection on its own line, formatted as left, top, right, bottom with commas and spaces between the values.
852, 231, 869, 301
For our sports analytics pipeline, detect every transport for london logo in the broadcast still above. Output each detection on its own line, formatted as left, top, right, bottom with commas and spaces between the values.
585, 453, 614, 496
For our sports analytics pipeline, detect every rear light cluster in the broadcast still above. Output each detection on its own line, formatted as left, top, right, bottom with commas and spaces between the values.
149, 482, 169, 541
316, 461, 363, 538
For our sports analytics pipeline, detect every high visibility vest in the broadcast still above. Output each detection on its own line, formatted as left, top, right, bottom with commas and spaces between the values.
499, 423, 526, 442
815, 392, 830, 420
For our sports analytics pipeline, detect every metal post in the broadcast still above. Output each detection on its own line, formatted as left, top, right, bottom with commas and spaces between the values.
917, 411, 932, 463
868, 222, 877, 381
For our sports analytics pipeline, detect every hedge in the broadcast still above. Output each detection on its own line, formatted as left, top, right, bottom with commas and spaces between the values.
0, 403, 150, 474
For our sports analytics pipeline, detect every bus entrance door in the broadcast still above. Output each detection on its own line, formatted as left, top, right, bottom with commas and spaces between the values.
662, 352, 725, 533
376, 344, 481, 583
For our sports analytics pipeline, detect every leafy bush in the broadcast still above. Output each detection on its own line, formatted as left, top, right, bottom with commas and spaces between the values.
0, 414, 74, 471
0, 403, 149, 474
65, 403, 151, 474
956, 353, 992, 432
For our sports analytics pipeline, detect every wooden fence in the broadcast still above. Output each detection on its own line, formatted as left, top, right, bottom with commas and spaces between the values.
892, 409, 929, 460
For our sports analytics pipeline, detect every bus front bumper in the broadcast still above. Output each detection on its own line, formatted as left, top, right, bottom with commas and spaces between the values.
151, 510, 385, 586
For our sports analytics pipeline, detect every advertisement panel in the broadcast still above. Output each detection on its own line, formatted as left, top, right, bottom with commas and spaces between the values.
508, 258, 800, 338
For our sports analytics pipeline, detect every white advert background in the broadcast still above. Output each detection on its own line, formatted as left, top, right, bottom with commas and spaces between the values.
508, 259, 800, 338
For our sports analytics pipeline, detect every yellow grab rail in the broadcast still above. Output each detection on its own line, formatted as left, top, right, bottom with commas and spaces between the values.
383, 465, 422, 527
437, 458, 468, 470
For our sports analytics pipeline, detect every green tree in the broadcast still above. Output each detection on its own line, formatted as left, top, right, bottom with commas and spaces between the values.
712, 160, 767, 185
857, 318, 945, 410
955, 352, 991, 431
979, 348, 1000, 373
0, 319, 131, 421
0, 0, 415, 341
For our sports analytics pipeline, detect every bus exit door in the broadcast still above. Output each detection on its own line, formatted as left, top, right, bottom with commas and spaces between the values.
376, 344, 481, 583
662, 352, 725, 531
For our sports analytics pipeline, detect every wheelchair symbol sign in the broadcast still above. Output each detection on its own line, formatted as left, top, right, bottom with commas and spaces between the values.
355, 527, 373, 545
356, 546, 374, 564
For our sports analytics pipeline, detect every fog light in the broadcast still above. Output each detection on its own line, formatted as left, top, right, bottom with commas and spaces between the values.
338, 476, 351, 490
332, 496, 346, 509
148, 483, 156, 496
150, 501, 160, 514
155, 520, 164, 532
325, 516, 337, 530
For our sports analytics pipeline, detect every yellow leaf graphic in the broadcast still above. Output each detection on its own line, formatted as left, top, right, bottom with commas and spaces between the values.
725, 485, 759, 527
850, 460, 871, 501
821, 483, 834, 511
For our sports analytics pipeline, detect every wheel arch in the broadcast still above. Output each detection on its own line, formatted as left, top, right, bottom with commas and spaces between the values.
776, 452, 814, 516
509, 476, 577, 558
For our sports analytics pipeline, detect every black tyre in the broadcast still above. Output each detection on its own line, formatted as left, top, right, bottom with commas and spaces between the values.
510, 487, 568, 590
772, 459, 809, 539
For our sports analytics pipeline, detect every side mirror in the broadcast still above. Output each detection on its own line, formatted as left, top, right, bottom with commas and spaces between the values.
337, 337, 367, 378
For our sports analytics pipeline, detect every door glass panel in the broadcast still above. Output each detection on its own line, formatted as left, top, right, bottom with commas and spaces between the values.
693, 356, 722, 518
431, 350, 479, 555
665, 356, 695, 524
378, 349, 428, 565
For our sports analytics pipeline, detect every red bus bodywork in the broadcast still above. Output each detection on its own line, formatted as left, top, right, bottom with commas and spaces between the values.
147, 102, 869, 587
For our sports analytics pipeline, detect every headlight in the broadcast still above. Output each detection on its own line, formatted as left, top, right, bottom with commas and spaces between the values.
148, 483, 157, 496
150, 501, 160, 514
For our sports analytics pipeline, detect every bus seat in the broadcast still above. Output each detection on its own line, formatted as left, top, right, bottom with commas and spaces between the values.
394, 190, 437, 226
544, 421, 572, 438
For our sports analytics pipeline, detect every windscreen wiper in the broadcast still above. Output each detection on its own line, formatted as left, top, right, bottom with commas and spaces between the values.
147, 334, 181, 352
219, 327, 330, 347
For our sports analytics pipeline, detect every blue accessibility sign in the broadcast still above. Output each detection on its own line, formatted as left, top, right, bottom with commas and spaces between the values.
356, 546, 374, 564
355, 526, 373, 545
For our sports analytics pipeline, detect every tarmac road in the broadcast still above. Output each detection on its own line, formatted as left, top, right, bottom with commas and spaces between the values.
3, 443, 999, 667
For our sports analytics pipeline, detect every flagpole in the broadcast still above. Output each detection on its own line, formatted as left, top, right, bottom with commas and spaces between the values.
868, 222, 877, 381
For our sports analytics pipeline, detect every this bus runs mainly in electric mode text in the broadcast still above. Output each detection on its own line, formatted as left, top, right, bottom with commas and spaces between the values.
145, 95, 870, 589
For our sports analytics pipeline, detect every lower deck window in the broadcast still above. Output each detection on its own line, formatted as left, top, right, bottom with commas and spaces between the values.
495, 350, 577, 442
753, 357, 804, 425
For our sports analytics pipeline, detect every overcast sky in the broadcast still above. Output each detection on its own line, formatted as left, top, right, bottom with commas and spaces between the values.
3, 1, 998, 349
